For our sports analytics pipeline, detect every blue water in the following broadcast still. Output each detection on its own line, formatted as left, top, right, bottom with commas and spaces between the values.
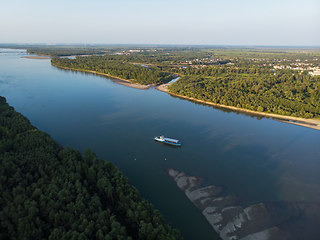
1, 49, 320, 239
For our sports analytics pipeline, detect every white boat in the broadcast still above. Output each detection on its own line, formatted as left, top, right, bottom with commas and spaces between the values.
154, 135, 181, 146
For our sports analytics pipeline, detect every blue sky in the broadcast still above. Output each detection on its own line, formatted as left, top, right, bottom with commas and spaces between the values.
1, 0, 319, 46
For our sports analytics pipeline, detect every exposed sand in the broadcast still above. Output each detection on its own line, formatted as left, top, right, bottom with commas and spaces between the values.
111, 78, 156, 89
22, 56, 51, 60
155, 83, 170, 92
157, 83, 320, 131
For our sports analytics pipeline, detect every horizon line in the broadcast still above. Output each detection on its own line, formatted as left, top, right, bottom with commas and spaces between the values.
1, 43, 320, 48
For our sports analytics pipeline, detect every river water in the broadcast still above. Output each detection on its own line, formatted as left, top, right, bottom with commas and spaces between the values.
1, 49, 320, 239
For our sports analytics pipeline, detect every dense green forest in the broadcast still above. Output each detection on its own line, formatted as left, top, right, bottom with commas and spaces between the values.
168, 67, 320, 118
0, 96, 182, 240
51, 57, 174, 85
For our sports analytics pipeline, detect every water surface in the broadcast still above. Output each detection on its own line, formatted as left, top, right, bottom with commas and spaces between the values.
1, 49, 320, 239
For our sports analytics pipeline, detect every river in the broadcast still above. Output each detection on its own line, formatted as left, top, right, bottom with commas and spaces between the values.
1, 49, 320, 239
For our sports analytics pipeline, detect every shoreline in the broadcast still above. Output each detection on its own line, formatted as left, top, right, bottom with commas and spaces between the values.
156, 83, 320, 131
21, 56, 52, 60
51, 63, 320, 131
51, 64, 156, 90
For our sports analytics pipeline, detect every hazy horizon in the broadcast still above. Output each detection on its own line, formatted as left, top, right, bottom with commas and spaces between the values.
1, 43, 320, 48
1, 0, 319, 46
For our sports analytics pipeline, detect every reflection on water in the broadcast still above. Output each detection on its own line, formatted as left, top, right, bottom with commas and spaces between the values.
170, 94, 283, 121
1, 50, 320, 239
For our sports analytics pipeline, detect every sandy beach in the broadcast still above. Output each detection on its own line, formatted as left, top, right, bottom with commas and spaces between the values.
155, 82, 171, 92
156, 83, 320, 131
111, 78, 156, 89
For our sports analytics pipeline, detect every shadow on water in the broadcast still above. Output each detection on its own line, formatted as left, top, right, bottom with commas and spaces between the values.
52, 65, 135, 83
154, 142, 182, 149
167, 135, 320, 239
157, 95, 320, 239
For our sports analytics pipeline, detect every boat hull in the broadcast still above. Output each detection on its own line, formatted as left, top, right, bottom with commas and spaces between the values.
154, 136, 181, 146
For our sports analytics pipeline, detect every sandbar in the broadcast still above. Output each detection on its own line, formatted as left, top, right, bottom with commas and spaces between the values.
155, 83, 170, 92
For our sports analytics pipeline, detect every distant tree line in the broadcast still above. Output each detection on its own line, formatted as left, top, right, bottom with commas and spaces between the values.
0, 96, 182, 240
26, 46, 110, 57
3, 44, 319, 63
167, 64, 272, 76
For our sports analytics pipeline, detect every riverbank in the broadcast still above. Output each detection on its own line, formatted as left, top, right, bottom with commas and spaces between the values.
156, 83, 320, 131
21, 56, 52, 60
51, 63, 320, 131
155, 82, 171, 92
51, 64, 156, 90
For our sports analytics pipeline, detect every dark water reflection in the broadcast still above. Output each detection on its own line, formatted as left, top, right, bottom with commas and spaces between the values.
1, 49, 320, 239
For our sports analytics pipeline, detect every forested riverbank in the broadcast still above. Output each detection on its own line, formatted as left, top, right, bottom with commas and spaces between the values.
168, 71, 320, 119
45, 46, 320, 121
51, 63, 158, 90
158, 85, 320, 130
0, 96, 182, 240
51, 56, 174, 85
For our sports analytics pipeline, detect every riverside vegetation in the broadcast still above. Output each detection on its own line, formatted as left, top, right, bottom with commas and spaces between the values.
4, 44, 320, 117
43, 45, 320, 119
168, 68, 320, 118
51, 56, 174, 85
0, 96, 182, 240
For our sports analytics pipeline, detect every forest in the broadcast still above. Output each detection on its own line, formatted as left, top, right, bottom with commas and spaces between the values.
0, 96, 182, 240
51, 56, 174, 85
168, 67, 320, 118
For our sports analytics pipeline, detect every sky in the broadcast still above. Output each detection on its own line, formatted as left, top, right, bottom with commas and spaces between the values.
1, 0, 320, 46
